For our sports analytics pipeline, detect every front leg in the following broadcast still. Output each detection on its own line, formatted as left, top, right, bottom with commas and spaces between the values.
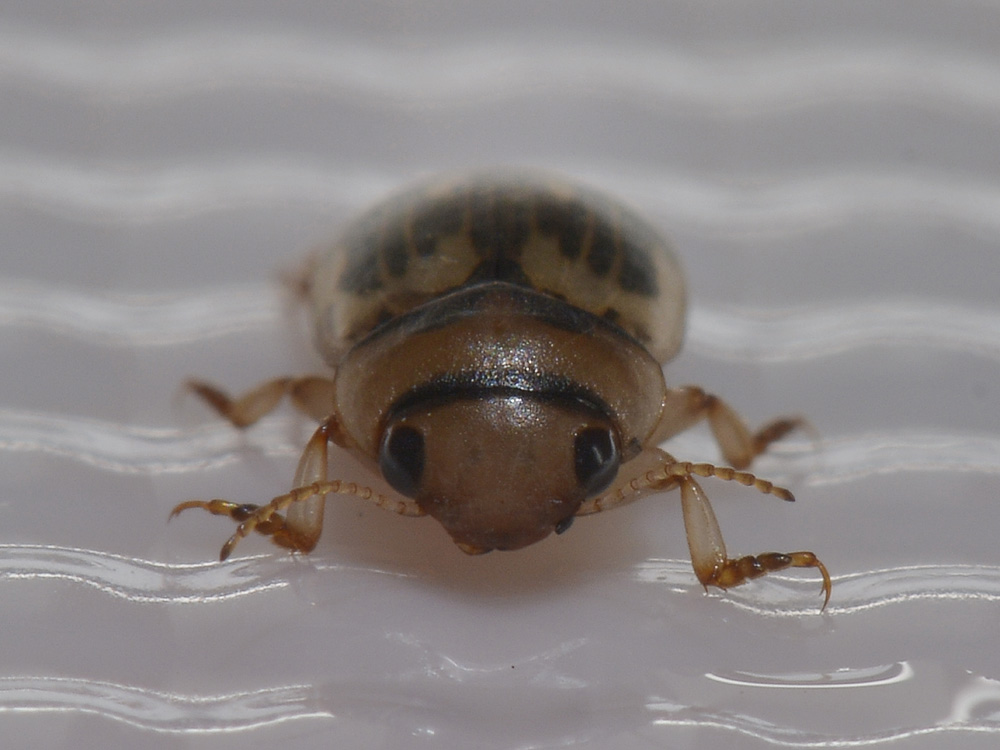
577, 448, 831, 609
171, 416, 425, 560
675, 473, 830, 608
651, 386, 802, 469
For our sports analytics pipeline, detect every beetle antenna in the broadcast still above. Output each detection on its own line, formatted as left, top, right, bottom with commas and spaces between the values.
663, 461, 794, 501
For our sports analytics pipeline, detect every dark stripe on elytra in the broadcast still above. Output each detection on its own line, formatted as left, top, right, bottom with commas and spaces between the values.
534, 196, 589, 261
337, 204, 391, 293
466, 256, 532, 287
618, 245, 658, 296
385, 370, 616, 428
586, 219, 617, 277
468, 187, 532, 261
381, 225, 409, 278
411, 195, 467, 257
338, 246, 383, 293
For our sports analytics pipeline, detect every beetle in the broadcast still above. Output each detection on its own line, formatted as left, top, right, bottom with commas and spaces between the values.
171, 171, 831, 607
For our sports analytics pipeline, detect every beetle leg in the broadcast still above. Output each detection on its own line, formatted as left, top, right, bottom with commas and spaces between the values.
578, 447, 795, 517
650, 386, 802, 469
577, 448, 830, 608
171, 418, 424, 560
269, 414, 333, 553
185, 375, 336, 428
676, 475, 830, 609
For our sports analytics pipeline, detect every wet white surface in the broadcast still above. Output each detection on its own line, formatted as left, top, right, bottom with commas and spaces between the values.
2, 2, 1000, 748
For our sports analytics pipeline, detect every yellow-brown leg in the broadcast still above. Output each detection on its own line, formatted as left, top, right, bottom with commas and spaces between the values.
185, 375, 336, 428
577, 448, 830, 609
171, 480, 424, 561
577, 448, 796, 517
169, 498, 316, 557
171, 418, 424, 560
676, 474, 830, 609
651, 386, 803, 469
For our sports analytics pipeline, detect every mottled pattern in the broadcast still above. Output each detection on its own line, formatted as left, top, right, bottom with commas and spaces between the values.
309, 173, 686, 363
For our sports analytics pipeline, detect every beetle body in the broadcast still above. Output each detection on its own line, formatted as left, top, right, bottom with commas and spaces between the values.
312, 174, 677, 552
174, 172, 830, 606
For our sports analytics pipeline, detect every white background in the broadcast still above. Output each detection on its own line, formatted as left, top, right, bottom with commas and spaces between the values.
2, 2, 1000, 748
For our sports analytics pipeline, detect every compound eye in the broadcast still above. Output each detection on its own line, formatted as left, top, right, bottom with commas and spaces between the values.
378, 423, 425, 498
574, 426, 620, 496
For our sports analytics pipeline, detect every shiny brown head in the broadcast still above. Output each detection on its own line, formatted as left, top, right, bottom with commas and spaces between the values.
377, 385, 621, 553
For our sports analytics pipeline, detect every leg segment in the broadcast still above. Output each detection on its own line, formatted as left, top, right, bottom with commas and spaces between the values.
577, 448, 830, 609
171, 479, 423, 561
577, 447, 795, 517
171, 418, 424, 560
651, 386, 802, 469
185, 375, 336, 428
676, 474, 830, 609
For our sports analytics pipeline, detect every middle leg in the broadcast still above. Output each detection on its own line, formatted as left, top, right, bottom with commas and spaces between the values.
185, 375, 336, 428
651, 386, 803, 469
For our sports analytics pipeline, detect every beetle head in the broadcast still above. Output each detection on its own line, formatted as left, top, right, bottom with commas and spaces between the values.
377, 393, 621, 553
